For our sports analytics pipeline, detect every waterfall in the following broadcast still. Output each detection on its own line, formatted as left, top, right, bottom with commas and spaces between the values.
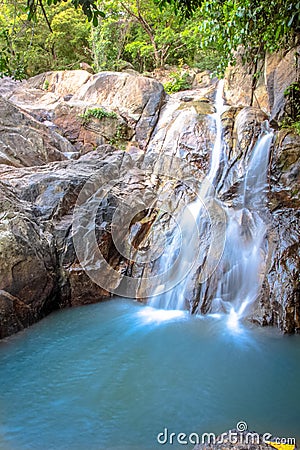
208, 79, 226, 184
207, 128, 273, 327
148, 81, 273, 324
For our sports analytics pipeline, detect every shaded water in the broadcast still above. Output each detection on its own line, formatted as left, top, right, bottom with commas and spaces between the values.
0, 298, 299, 450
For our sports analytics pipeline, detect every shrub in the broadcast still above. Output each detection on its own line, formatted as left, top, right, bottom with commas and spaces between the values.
163, 71, 192, 94
79, 107, 118, 124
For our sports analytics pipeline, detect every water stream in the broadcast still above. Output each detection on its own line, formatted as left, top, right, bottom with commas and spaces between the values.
0, 298, 299, 450
149, 81, 273, 327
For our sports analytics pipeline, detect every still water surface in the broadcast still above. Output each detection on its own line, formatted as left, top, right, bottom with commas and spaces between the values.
0, 298, 299, 449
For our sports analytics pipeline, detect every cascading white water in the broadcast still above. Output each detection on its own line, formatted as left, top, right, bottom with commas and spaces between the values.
149, 81, 273, 326
148, 192, 203, 310
149, 81, 226, 310
209, 128, 273, 328
208, 79, 227, 184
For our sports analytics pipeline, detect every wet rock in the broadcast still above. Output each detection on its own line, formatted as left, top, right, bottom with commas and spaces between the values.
0, 150, 157, 328
178, 100, 215, 115
146, 88, 217, 174
192, 70, 216, 89
252, 130, 300, 333
256, 209, 300, 333
218, 106, 268, 200
268, 130, 300, 210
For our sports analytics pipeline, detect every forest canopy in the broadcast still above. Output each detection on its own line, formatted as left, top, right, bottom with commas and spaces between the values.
0, 0, 299, 79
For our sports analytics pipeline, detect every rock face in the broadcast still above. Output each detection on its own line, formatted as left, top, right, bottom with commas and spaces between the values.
72, 72, 166, 149
0, 96, 71, 167
0, 68, 299, 338
1, 69, 166, 153
224, 45, 300, 122
0, 149, 136, 336
0, 182, 58, 338
252, 130, 300, 332
146, 84, 217, 173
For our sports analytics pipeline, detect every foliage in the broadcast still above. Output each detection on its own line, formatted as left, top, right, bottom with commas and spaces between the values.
43, 79, 49, 90
46, 4, 92, 69
1, 0, 205, 78
26, 0, 104, 27
0, 15, 28, 79
109, 124, 127, 147
91, 1, 132, 72
79, 107, 118, 124
0, 0, 92, 78
155, 0, 205, 17
157, 0, 300, 75
284, 81, 300, 121
291, 122, 300, 135
281, 81, 300, 134
198, 0, 300, 75
163, 70, 192, 93
193, 49, 219, 72
91, 0, 202, 72
1, 0, 299, 80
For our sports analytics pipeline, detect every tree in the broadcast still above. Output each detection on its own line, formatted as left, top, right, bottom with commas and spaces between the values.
157, 0, 300, 75
26, 0, 103, 27
0, 0, 92, 78
91, 0, 202, 72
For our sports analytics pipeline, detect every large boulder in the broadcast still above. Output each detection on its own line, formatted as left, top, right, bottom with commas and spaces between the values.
53, 103, 134, 153
4, 70, 92, 109
0, 182, 58, 338
0, 149, 156, 320
1, 70, 166, 153
146, 86, 217, 174
72, 72, 166, 149
0, 96, 71, 167
218, 106, 268, 201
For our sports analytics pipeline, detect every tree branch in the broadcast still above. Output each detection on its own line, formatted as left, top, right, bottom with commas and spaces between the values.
38, 0, 53, 33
